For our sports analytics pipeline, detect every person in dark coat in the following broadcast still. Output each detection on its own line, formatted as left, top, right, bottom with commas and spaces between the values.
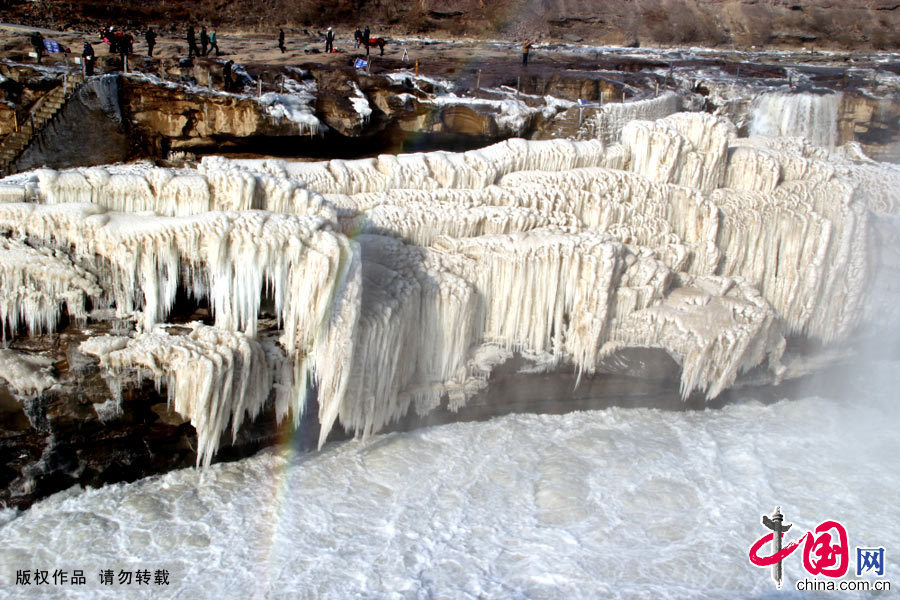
325, 27, 334, 53
82, 41, 95, 75
200, 26, 209, 56
187, 25, 197, 58
145, 28, 157, 56
30, 31, 44, 63
354, 27, 362, 48
117, 32, 129, 64
223, 60, 233, 92
278, 29, 286, 53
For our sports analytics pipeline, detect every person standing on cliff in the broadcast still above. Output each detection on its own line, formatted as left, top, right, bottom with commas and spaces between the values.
82, 41, 95, 75
209, 30, 220, 56
200, 26, 209, 57
187, 25, 198, 58
30, 31, 44, 63
223, 60, 233, 92
325, 27, 334, 53
522, 39, 532, 66
145, 27, 157, 57
278, 29, 286, 53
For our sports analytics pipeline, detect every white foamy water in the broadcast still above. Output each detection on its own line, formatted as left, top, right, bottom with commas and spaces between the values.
1, 360, 898, 599
749, 92, 842, 148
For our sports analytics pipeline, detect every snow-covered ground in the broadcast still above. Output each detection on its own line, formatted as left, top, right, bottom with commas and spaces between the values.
1, 357, 897, 599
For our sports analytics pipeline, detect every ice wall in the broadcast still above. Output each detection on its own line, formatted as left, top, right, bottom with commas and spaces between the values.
333, 235, 482, 441
3, 109, 900, 463
749, 91, 842, 148
588, 92, 682, 144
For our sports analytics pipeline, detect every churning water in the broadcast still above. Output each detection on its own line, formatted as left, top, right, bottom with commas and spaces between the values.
1, 358, 897, 599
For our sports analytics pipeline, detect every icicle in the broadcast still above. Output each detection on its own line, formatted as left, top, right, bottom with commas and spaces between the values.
0, 236, 102, 340
81, 323, 272, 467
0, 203, 359, 431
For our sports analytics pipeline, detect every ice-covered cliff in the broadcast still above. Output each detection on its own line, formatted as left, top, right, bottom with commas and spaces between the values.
3, 110, 899, 465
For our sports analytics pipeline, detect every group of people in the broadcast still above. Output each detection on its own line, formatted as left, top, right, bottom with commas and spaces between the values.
100, 26, 133, 56
354, 26, 370, 49
73, 23, 226, 78
276, 26, 383, 56
97, 25, 222, 60
187, 25, 220, 58
79, 25, 157, 75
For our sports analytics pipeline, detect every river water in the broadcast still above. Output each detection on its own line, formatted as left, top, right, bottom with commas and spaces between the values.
0, 356, 897, 599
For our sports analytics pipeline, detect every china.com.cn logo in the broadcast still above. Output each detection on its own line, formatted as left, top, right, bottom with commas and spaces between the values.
748, 507, 888, 592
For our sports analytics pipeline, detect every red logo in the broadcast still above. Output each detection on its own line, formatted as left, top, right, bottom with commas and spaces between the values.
749, 507, 849, 588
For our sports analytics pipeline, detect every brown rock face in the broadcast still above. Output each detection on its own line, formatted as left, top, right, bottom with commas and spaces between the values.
839, 92, 900, 161
14, 76, 131, 173
6, 0, 900, 50
120, 76, 309, 152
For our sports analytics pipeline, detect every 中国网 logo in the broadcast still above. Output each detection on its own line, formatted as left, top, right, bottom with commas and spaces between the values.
748, 506, 889, 592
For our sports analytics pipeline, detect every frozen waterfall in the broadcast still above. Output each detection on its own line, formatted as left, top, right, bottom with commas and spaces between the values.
2, 109, 900, 466
749, 91, 842, 148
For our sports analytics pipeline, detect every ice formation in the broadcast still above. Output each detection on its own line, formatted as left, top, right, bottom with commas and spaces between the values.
0, 235, 102, 340
749, 91, 842, 148
0, 203, 360, 454
587, 92, 681, 143
258, 76, 321, 135
2, 108, 899, 463
81, 323, 271, 466
611, 275, 785, 398
30, 163, 337, 220
0, 348, 57, 395
347, 81, 373, 126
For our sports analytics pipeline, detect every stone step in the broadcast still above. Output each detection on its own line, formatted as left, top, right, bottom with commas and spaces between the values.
4, 135, 29, 148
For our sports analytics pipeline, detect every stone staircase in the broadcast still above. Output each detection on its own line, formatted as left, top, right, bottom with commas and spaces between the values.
0, 75, 84, 177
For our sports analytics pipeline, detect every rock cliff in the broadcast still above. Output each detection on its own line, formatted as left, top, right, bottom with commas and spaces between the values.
5, 0, 900, 49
